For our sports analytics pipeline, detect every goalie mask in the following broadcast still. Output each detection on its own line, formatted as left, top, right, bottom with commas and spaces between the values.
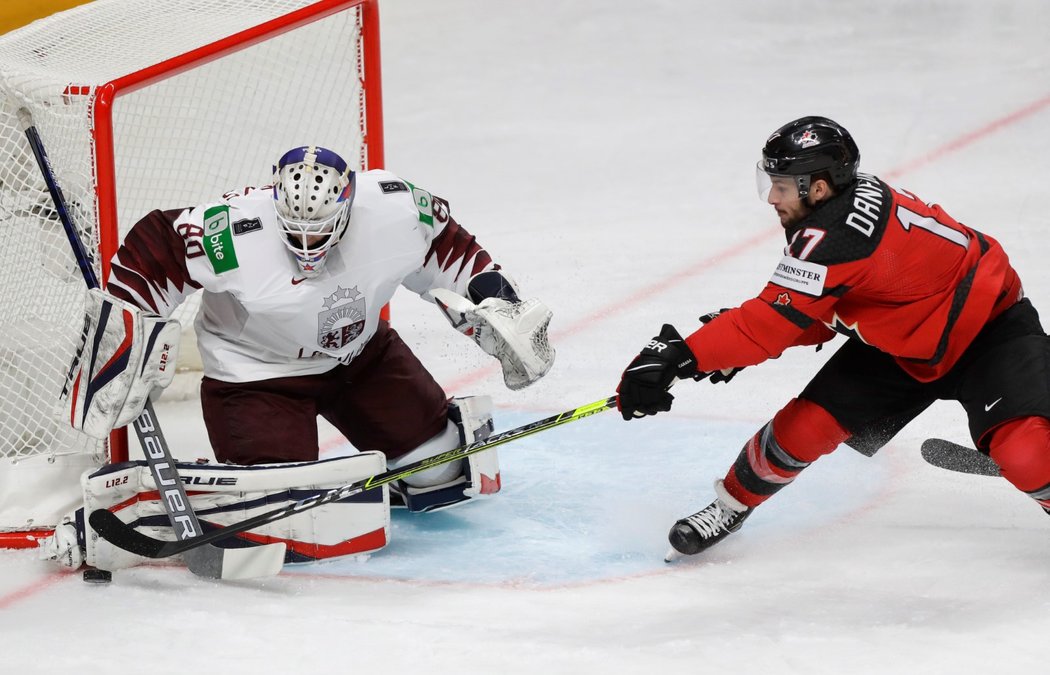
273, 145, 356, 278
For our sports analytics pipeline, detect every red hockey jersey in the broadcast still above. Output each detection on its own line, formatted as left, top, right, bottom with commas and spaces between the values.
686, 174, 1022, 382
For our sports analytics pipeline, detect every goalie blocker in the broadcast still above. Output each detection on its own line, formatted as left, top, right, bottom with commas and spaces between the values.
66, 288, 182, 439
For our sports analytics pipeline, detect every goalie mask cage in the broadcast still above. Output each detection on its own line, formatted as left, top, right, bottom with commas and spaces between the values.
0, 0, 384, 548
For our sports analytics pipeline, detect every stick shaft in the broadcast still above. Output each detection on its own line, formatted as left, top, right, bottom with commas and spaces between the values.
90, 396, 618, 558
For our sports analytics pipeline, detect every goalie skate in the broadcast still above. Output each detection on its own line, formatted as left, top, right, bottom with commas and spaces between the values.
665, 480, 752, 561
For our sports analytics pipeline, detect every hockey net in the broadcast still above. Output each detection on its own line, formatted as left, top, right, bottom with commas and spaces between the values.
0, 0, 383, 547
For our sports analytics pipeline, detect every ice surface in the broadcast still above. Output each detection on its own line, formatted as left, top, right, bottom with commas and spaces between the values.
3, 1, 1050, 672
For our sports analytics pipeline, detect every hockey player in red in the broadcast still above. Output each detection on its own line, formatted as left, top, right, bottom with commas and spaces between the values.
616, 116, 1050, 558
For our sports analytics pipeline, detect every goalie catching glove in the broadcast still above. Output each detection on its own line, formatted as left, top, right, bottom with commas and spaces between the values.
430, 285, 554, 391
65, 288, 181, 439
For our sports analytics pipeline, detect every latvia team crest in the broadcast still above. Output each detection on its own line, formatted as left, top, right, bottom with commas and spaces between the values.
317, 286, 367, 349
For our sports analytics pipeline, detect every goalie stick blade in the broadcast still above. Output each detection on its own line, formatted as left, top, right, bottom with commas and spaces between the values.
920, 438, 1000, 477
89, 509, 180, 559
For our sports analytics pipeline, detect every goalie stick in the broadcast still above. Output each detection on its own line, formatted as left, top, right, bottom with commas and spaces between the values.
89, 396, 618, 559
18, 108, 285, 580
920, 438, 1000, 477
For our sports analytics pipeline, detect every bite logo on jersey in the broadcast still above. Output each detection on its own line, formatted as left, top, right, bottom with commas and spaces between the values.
770, 256, 826, 297
405, 180, 434, 226
202, 205, 240, 274
317, 285, 367, 350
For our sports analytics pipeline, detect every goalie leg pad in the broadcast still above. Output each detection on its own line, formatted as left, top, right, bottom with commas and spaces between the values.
389, 395, 500, 513
67, 288, 181, 439
57, 453, 390, 571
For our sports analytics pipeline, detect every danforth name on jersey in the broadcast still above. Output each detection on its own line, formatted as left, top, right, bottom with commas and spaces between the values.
686, 173, 1022, 382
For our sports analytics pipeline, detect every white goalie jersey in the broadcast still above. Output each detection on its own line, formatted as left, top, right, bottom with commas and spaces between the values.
106, 171, 500, 382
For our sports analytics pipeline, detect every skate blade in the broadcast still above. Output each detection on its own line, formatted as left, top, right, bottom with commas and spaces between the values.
664, 547, 685, 563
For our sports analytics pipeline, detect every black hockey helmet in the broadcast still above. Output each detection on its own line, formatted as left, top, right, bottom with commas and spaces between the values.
758, 116, 859, 199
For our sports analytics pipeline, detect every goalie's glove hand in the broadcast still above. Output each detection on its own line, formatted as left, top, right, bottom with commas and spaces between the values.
616, 324, 698, 421
430, 288, 555, 391
692, 309, 744, 384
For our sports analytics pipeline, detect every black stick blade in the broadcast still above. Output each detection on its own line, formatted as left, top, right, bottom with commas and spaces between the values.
920, 438, 1000, 477
88, 509, 176, 558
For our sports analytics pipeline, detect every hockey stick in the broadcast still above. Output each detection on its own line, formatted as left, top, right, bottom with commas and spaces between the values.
920, 438, 1000, 477
90, 396, 618, 559
18, 108, 285, 580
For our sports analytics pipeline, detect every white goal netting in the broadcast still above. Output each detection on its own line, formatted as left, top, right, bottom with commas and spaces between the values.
0, 0, 382, 542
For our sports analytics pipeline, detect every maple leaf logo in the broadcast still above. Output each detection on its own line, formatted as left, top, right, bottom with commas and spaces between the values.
774, 292, 791, 306
825, 313, 869, 344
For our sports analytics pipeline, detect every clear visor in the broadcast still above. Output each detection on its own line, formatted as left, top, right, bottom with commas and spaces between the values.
755, 162, 802, 202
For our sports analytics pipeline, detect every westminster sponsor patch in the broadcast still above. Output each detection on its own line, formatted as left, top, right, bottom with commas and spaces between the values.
202, 205, 239, 274
770, 256, 826, 296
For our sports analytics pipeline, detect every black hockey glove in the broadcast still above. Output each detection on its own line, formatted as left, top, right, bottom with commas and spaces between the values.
616, 324, 699, 421
693, 309, 744, 384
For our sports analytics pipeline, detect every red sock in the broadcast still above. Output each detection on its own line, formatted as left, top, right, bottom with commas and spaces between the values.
723, 398, 849, 508
988, 416, 1050, 508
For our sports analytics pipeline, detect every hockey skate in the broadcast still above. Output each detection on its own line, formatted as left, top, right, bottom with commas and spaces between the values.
665, 479, 752, 561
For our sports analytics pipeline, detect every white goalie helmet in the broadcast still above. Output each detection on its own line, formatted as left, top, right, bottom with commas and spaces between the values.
272, 145, 356, 277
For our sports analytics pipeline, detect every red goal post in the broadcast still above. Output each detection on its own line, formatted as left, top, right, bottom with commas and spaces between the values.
0, 0, 384, 548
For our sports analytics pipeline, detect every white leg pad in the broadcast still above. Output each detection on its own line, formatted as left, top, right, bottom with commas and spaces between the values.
389, 395, 500, 513
47, 453, 390, 571
456, 395, 500, 498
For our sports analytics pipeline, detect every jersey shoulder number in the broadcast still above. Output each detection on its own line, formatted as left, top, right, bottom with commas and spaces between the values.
786, 174, 892, 264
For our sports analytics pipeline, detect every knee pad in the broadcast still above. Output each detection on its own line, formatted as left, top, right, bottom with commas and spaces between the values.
389, 395, 500, 513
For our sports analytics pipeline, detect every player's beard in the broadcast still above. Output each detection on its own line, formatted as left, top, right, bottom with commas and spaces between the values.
776, 198, 814, 228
